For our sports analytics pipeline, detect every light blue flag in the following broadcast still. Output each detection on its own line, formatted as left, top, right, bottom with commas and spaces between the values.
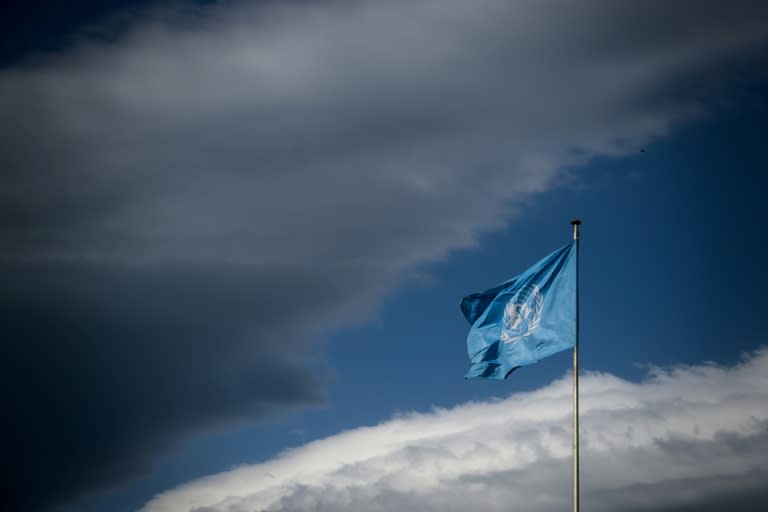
461, 241, 576, 380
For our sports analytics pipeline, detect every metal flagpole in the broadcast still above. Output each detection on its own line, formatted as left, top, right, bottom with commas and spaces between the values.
571, 219, 581, 512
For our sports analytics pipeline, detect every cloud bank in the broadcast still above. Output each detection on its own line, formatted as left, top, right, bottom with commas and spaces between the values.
3, 0, 768, 265
143, 349, 768, 512
1, 0, 767, 509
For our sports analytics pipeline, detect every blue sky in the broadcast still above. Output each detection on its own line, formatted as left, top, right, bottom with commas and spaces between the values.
2, 2, 768, 512
68, 96, 768, 512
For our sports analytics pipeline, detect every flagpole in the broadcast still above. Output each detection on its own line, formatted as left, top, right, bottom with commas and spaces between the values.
571, 219, 581, 512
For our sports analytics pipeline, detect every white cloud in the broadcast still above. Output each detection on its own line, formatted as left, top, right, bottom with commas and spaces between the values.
142, 348, 768, 512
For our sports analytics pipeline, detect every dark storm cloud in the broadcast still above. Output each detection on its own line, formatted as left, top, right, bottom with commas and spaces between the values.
1, 0, 767, 510
0, 261, 333, 511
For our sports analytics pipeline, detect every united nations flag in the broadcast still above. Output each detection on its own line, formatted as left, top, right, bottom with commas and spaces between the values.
461, 241, 576, 379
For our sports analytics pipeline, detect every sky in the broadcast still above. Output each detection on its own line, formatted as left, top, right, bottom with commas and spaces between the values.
1, 1, 767, 511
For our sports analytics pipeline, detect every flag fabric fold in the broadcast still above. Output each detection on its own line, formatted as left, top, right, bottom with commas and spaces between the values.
461, 241, 576, 380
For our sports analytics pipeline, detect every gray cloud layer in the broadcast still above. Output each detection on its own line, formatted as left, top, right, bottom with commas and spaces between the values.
142, 349, 768, 512
1, 0, 767, 510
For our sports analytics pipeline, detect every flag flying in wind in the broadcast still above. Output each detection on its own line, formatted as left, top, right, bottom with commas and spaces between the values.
461, 241, 576, 379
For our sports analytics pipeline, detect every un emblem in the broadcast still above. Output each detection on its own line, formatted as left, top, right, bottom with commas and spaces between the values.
500, 284, 544, 344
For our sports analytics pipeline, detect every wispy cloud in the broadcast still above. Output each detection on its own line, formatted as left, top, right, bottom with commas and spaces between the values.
143, 349, 768, 512
1, 1, 767, 509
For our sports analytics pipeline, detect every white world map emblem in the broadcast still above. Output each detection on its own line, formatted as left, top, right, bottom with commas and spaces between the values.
500, 284, 544, 344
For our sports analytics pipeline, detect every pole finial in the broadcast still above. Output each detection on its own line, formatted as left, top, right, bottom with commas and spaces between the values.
571, 219, 581, 240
